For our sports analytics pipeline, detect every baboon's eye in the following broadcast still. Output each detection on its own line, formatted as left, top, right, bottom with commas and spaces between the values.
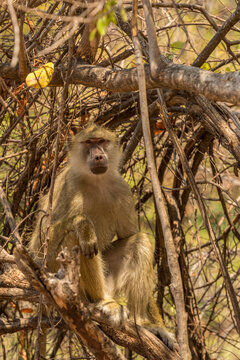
98, 139, 110, 146
81, 140, 92, 147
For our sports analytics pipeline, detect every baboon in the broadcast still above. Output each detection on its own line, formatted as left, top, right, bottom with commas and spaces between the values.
30, 124, 176, 351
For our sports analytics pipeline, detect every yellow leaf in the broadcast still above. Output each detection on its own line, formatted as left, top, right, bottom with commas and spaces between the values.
25, 62, 54, 88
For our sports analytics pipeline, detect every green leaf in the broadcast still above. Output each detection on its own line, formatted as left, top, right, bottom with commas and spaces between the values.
166, 53, 174, 60
89, 28, 97, 41
171, 41, 184, 50
105, 0, 116, 11
95, 0, 117, 37
97, 15, 108, 36
120, 7, 128, 22
4, 111, 10, 122
108, 11, 116, 24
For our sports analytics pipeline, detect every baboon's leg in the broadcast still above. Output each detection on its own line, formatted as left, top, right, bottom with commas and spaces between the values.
80, 252, 107, 301
63, 229, 128, 326
103, 232, 155, 320
103, 232, 177, 350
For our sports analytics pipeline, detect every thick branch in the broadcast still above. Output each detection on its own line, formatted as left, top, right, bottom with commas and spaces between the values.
14, 245, 126, 360
0, 246, 15, 263
13, 244, 179, 360
2, 62, 240, 105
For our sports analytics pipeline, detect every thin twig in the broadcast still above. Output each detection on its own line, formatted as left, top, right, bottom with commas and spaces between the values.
0, 185, 21, 244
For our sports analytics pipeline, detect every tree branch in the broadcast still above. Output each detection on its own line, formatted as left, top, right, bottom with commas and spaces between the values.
131, 1, 190, 359
0, 316, 64, 335
13, 244, 179, 360
76, 0, 102, 64
192, 3, 240, 67
2, 62, 240, 105
157, 89, 240, 334
0, 185, 21, 244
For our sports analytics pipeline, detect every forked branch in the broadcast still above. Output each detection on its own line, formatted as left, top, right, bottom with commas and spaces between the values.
13, 244, 179, 360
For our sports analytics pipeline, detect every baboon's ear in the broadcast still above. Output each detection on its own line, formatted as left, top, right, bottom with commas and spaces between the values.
68, 133, 77, 152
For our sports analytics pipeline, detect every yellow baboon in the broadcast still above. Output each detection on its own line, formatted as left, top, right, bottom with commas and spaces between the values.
30, 124, 176, 352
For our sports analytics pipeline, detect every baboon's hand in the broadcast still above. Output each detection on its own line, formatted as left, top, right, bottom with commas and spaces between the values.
97, 299, 129, 327
79, 239, 98, 258
73, 216, 98, 258
145, 325, 178, 351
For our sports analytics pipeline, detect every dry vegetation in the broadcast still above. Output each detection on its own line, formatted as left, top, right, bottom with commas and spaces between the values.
0, 0, 240, 359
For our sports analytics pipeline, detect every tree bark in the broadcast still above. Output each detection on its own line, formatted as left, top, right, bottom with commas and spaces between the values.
2, 62, 240, 105
13, 244, 180, 360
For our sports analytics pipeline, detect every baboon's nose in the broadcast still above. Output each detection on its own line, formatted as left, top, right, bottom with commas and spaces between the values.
95, 154, 104, 161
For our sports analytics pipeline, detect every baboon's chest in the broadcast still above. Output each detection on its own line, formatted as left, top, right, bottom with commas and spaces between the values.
82, 191, 120, 248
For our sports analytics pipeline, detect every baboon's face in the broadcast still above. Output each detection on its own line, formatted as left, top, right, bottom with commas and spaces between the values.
81, 138, 110, 174
70, 127, 120, 177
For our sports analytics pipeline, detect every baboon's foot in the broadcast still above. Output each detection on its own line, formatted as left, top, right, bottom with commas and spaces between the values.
97, 299, 129, 327
144, 324, 178, 351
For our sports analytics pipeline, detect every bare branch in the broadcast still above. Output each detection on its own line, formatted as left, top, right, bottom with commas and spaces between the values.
193, 3, 240, 67
18, 16, 30, 81
0, 185, 21, 244
2, 62, 240, 106
157, 89, 240, 333
0, 316, 64, 335
131, 1, 190, 358
7, 0, 20, 67
13, 244, 179, 360
142, 0, 168, 75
